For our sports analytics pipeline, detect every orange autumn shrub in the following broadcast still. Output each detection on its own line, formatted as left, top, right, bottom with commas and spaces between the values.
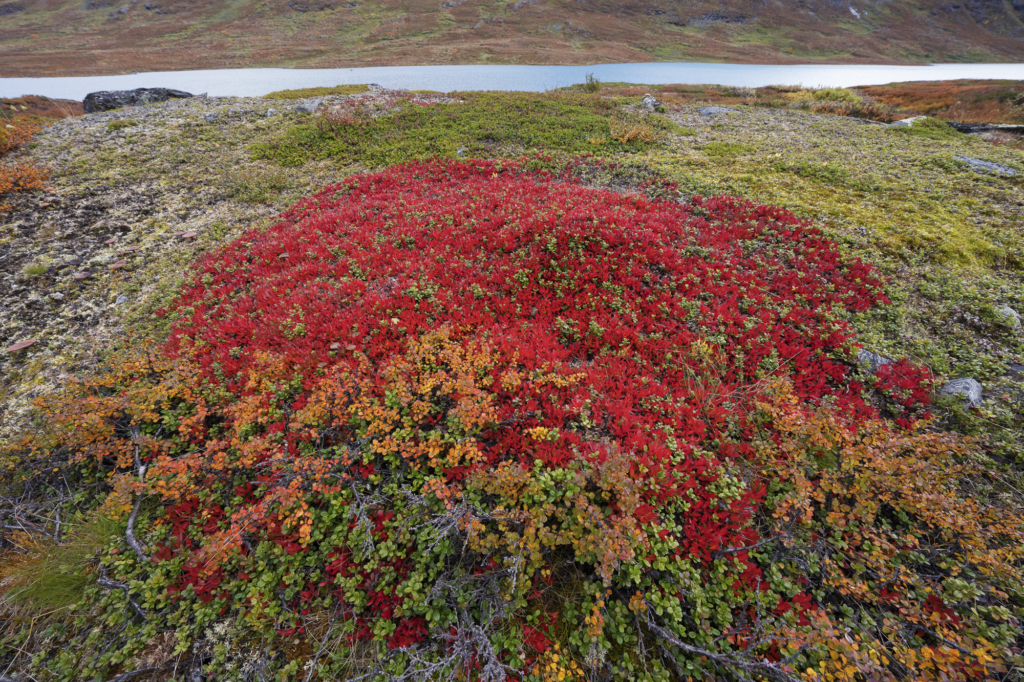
0, 120, 48, 211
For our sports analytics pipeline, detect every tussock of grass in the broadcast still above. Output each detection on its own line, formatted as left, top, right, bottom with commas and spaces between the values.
263, 84, 371, 100
0, 515, 120, 612
105, 119, 139, 132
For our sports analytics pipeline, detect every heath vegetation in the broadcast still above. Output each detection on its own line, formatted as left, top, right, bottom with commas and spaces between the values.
0, 83, 1022, 682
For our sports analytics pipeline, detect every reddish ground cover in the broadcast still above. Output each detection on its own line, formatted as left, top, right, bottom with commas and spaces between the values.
17, 158, 1022, 680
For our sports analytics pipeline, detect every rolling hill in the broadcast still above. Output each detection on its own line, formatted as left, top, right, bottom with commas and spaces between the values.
1, 0, 1024, 76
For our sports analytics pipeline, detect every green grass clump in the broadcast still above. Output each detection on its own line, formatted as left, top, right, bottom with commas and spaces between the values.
251, 92, 657, 168
22, 263, 48, 276
227, 166, 291, 204
1, 515, 120, 611
772, 159, 853, 185
890, 117, 964, 141
581, 72, 601, 93
106, 120, 139, 132
703, 142, 753, 157
263, 84, 370, 100
811, 87, 861, 103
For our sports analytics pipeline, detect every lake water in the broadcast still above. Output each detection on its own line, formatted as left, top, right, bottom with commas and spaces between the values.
2, 62, 1023, 100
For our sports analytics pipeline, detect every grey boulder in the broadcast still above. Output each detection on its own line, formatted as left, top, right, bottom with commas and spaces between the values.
857, 349, 893, 374
996, 305, 1022, 331
642, 94, 661, 110
83, 88, 193, 113
939, 378, 983, 408
886, 116, 927, 128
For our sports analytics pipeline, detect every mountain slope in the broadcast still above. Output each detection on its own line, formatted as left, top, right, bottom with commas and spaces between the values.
1, 0, 1023, 78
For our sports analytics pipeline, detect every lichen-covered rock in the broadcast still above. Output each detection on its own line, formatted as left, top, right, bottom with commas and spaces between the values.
857, 348, 892, 373
83, 88, 193, 113
940, 378, 983, 407
642, 94, 660, 110
996, 304, 1022, 331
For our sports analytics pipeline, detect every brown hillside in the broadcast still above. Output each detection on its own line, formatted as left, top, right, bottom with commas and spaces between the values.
1, 0, 1024, 76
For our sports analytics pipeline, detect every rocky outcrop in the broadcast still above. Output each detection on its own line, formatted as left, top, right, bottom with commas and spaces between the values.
83, 88, 193, 113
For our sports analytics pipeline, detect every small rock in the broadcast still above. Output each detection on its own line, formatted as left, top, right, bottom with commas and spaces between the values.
73, 272, 91, 280
294, 101, 319, 114
5, 339, 38, 353
698, 106, 741, 116
1007, 363, 1024, 377
181, 231, 198, 239
49, 292, 64, 301
641, 94, 660, 110
857, 349, 892, 374
996, 305, 1022, 331
204, 113, 219, 122
953, 156, 1018, 177
115, 294, 129, 305
939, 378, 983, 408
886, 116, 928, 128
266, 108, 278, 117
104, 237, 118, 244
109, 260, 127, 270
83, 88, 193, 113
123, 246, 140, 252
329, 342, 341, 350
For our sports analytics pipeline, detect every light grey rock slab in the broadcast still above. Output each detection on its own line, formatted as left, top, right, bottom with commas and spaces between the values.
953, 156, 1018, 177
939, 378, 983, 408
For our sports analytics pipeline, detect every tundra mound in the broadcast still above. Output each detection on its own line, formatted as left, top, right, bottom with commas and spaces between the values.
10, 159, 1023, 681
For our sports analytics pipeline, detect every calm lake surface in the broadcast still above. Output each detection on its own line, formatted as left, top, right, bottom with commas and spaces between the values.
2, 63, 1023, 99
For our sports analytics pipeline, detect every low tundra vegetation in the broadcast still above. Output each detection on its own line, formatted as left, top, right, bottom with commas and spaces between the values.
250, 92, 679, 168
2, 159, 1022, 681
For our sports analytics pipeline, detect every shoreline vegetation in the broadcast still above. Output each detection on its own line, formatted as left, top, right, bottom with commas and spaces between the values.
0, 79, 1023, 681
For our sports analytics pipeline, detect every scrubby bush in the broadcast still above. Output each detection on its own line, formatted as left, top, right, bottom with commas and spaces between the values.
3, 159, 1023, 681
811, 87, 861, 103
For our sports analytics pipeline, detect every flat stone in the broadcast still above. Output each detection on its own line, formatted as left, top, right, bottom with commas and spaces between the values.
104, 237, 118, 244
329, 342, 341, 350
698, 106, 741, 116
109, 260, 127, 269
181, 231, 198, 239
996, 305, 1022, 331
123, 246, 140, 252
887, 116, 928, 128
953, 156, 1018, 177
73, 271, 91, 280
115, 294, 128, 305
858, 349, 893, 374
939, 378, 983, 408
5, 339, 38, 353
294, 101, 320, 114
